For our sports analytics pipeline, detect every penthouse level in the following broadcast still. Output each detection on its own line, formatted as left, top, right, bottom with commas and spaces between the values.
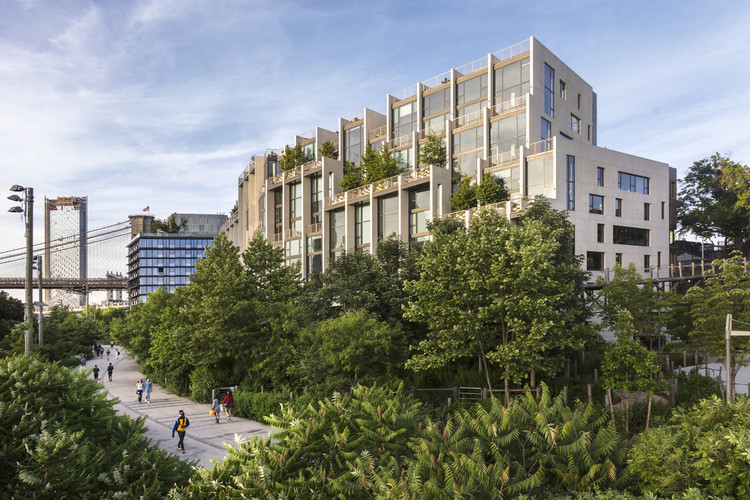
224, 36, 677, 281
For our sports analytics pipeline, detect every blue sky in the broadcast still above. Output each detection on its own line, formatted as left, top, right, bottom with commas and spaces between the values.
1, 0, 749, 262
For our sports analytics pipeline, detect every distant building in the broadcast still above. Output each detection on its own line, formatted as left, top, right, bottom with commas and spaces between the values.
127, 213, 227, 304
45, 196, 87, 307
224, 37, 677, 281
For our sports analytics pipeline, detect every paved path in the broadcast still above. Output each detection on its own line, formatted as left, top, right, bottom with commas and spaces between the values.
76, 347, 271, 470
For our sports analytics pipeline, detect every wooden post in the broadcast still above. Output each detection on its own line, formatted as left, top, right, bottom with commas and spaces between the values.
535, 387, 541, 399
705, 350, 709, 377
453, 387, 458, 402
594, 368, 598, 382
530, 368, 536, 388
717, 375, 723, 400
683, 349, 687, 368
587, 384, 592, 404
563, 386, 568, 406
669, 379, 676, 406
694, 351, 698, 373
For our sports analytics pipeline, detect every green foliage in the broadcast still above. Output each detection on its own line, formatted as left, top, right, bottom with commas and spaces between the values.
678, 153, 749, 250
417, 133, 446, 168
450, 175, 510, 211
0, 356, 192, 497
0, 290, 23, 322
339, 161, 364, 191
318, 139, 338, 159
628, 396, 750, 497
405, 204, 590, 400
674, 371, 722, 407
152, 214, 187, 233
687, 252, 750, 387
279, 143, 308, 171
31, 306, 99, 365
232, 390, 317, 422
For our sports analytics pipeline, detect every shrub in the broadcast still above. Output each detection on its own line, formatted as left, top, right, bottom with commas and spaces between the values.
0, 355, 193, 497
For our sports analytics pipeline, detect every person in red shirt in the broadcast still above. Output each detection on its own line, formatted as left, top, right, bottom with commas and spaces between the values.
221, 392, 234, 421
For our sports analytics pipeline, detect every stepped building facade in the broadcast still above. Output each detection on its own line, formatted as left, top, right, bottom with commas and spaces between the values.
224, 37, 677, 280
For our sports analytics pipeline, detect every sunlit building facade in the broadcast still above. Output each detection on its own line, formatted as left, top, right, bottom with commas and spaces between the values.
44, 196, 88, 307
224, 37, 677, 280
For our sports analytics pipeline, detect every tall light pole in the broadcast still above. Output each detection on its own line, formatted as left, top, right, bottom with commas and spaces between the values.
8, 184, 33, 354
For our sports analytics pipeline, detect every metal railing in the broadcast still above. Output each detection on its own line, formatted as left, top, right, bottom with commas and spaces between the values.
492, 94, 527, 117
404, 166, 431, 183
453, 109, 483, 129
297, 129, 315, 140
350, 184, 371, 201
306, 222, 322, 235
486, 148, 519, 169
388, 134, 413, 149
391, 84, 418, 102
342, 110, 364, 124
268, 172, 284, 185
372, 176, 399, 193
368, 125, 387, 141
284, 228, 301, 239
455, 56, 487, 76
491, 39, 531, 62
328, 191, 346, 205
527, 138, 553, 156
422, 71, 451, 90
303, 158, 322, 173
420, 125, 446, 139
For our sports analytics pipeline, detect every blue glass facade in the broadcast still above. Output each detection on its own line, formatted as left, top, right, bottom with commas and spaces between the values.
127, 234, 215, 304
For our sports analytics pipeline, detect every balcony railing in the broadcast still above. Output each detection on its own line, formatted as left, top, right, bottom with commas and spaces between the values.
303, 158, 323, 173
272, 232, 283, 243
440, 198, 531, 223
297, 129, 315, 140
285, 228, 301, 239
388, 134, 413, 149
285, 165, 303, 180
453, 109, 483, 129
391, 84, 418, 102
527, 138, 553, 156
455, 56, 487, 77
328, 191, 346, 205
368, 125, 387, 142
373, 176, 399, 193
491, 39, 530, 63
269, 172, 284, 185
404, 166, 431, 183
307, 222, 322, 235
492, 94, 527, 117
342, 110, 364, 124
350, 184, 371, 201
422, 71, 451, 90
419, 126, 446, 140
486, 148, 519, 170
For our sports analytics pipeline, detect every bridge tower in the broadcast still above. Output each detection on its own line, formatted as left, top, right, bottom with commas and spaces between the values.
44, 196, 87, 307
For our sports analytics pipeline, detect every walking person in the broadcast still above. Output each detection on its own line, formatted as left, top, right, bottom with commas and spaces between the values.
144, 377, 153, 403
221, 392, 234, 421
116, 349, 120, 360
211, 394, 221, 424
136, 379, 144, 404
172, 410, 189, 454
92, 365, 100, 381
106, 349, 110, 361
80, 356, 86, 367
106, 363, 114, 382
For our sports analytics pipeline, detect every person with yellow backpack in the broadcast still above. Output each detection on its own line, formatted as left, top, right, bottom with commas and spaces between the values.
171, 410, 190, 454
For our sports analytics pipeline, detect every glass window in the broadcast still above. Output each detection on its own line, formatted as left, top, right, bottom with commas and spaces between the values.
329, 209, 346, 250
586, 251, 604, 271
494, 57, 530, 104
453, 126, 483, 154
559, 80, 566, 99
544, 63, 554, 117
566, 155, 575, 210
644, 254, 651, 272
613, 226, 650, 246
615, 198, 622, 217
310, 174, 322, 224
596, 166, 604, 187
302, 142, 315, 160
453, 150, 481, 178
570, 114, 581, 135
377, 195, 398, 240
393, 147, 414, 169
490, 167, 520, 193
457, 74, 488, 105
541, 117, 552, 142
526, 155, 554, 197
618, 172, 649, 194
589, 194, 604, 215
423, 87, 450, 117
289, 181, 301, 221
355, 203, 371, 248
344, 125, 364, 164
267, 157, 280, 177
490, 112, 525, 157
392, 101, 417, 138
597, 223, 604, 243
409, 188, 430, 238
661, 201, 665, 220
644, 203, 650, 221
615, 253, 623, 266
424, 113, 449, 135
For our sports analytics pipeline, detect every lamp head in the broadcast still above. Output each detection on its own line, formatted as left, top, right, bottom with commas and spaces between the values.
8, 206, 23, 213
9, 185, 25, 192
7, 194, 23, 202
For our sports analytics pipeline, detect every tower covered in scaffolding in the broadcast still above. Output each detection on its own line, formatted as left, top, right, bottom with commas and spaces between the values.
44, 196, 88, 307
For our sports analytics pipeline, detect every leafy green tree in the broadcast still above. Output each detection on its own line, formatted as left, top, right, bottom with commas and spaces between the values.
628, 395, 750, 497
318, 139, 338, 159
152, 214, 187, 233
0, 290, 24, 356
339, 161, 364, 191
0, 290, 23, 321
450, 175, 479, 210
678, 153, 749, 252
595, 263, 674, 349
417, 133, 446, 168
299, 310, 406, 390
719, 156, 750, 213
405, 205, 588, 402
0, 356, 192, 497
687, 251, 750, 399
601, 311, 666, 432
32, 306, 99, 365
450, 175, 509, 211
279, 143, 307, 171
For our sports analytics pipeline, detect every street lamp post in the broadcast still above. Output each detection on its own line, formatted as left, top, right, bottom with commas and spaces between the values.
8, 184, 34, 354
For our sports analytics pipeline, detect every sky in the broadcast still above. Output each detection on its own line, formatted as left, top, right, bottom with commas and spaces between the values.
1, 0, 749, 267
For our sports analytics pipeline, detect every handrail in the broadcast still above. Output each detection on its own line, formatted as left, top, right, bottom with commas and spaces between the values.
391, 84, 418, 102
368, 125, 387, 141
491, 39, 531, 62
454, 109, 483, 129
422, 71, 451, 90
492, 94, 527, 117
455, 56, 487, 77
527, 138, 553, 156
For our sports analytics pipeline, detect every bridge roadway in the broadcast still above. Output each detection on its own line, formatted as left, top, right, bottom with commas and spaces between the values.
0, 277, 128, 290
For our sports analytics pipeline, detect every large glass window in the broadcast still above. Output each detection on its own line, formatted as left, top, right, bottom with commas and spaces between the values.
310, 174, 322, 224
355, 203, 371, 249
490, 112, 525, 157
544, 63, 554, 117
409, 188, 430, 235
377, 195, 398, 240
457, 74, 488, 105
618, 172, 649, 194
566, 155, 575, 210
267, 156, 280, 177
329, 209, 346, 255
589, 194, 604, 215
392, 101, 417, 138
596, 166, 604, 187
526, 154, 553, 198
302, 142, 315, 161
344, 125, 364, 164
453, 126, 483, 154
393, 147, 414, 169
306, 236, 322, 275
570, 114, 581, 135
423, 87, 450, 117
613, 225, 650, 246
541, 117, 552, 142
494, 57, 530, 104
615, 198, 622, 217
453, 151, 481, 178
273, 190, 283, 239
424, 113, 449, 135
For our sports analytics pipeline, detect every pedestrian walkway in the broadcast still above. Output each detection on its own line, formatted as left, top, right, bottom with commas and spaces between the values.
76, 347, 271, 469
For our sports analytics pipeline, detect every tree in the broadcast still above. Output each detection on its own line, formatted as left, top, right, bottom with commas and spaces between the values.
601, 311, 665, 432
279, 144, 307, 171
152, 214, 187, 233
678, 153, 749, 253
318, 139, 338, 159
298, 310, 406, 390
687, 251, 750, 399
405, 205, 588, 403
450, 175, 509, 211
339, 161, 364, 191
595, 263, 674, 350
417, 133, 446, 168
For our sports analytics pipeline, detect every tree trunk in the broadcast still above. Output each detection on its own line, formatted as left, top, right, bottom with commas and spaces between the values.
608, 388, 616, 431
504, 369, 510, 407
624, 392, 630, 434
478, 340, 493, 394
646, 393, 653, 430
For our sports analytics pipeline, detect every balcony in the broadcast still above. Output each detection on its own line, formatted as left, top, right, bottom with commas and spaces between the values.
455, 56, 487, 77
419, 127, 446, 141
368, 125, 387, 142
373, 175, 399, 193
307, 222, 322, 235
342, 110, 364, 125
350, 184, 371, 201
527, 138, 553, 156
268, 172, 284, 186
485, 148, 520, 171
491, 94, 527, 118
328, 191, 346, 206
285, 228, 301, 240
453, 109, 483, 129
491, 39, 530, 63
403, 166, 431, 186
388, 134, 413, 149
303, 158, 323, 174
422, 71, 451, 90
391, 84, 418, 102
